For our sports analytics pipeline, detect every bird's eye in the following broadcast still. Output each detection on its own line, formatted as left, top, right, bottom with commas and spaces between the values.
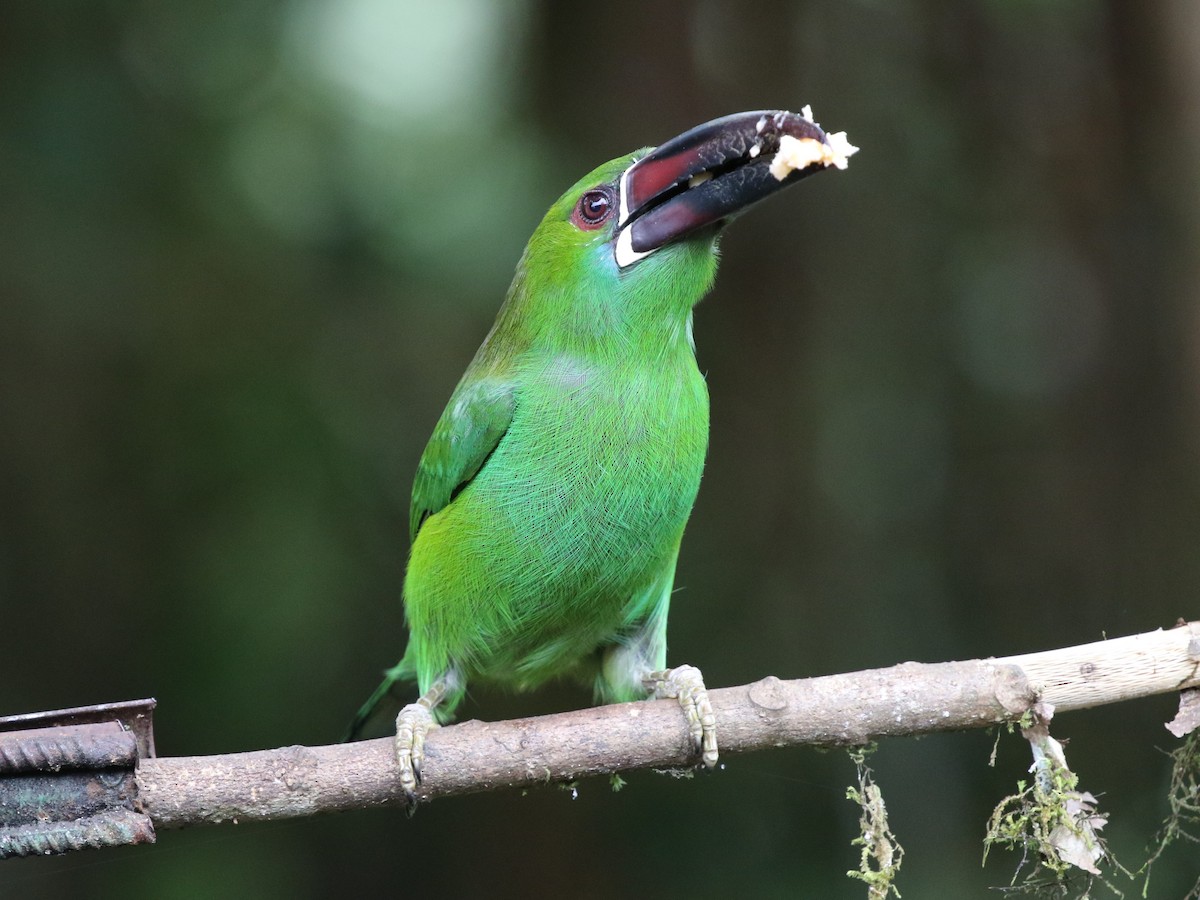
572, 188, 614, 230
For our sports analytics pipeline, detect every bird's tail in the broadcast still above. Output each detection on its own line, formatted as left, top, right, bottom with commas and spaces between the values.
342, 662, 414, 742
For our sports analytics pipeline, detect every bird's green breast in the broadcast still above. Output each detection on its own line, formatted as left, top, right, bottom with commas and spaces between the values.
404, 346, 709, 687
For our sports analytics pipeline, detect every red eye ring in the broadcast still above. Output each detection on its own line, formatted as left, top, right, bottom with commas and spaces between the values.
571, 188, 614, 230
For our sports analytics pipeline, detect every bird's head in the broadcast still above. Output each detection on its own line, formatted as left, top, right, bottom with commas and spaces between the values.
512, 109, 857, 347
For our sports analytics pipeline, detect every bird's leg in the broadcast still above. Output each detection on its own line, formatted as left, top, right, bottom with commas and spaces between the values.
395, 671, 457, 801
643, 664, 718, 768
601, 563, 720, 769
394, 700, 437, 799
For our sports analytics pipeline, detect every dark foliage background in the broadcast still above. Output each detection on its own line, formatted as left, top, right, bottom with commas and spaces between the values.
3, 2, 1198, 896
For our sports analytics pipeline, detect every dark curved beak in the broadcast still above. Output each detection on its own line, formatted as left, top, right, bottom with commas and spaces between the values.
615, 109, 855, 268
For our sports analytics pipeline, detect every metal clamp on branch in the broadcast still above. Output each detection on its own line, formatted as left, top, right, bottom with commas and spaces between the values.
0, 699, 157, 858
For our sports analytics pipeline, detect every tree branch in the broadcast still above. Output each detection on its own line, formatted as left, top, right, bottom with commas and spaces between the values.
137, 622, 1200, 830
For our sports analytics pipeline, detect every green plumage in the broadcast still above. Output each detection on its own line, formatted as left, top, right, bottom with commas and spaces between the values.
355, 153, 718, 731
349, 108, 852, 793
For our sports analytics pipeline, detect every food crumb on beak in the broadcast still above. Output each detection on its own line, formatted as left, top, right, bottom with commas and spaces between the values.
769, 131, 859, 180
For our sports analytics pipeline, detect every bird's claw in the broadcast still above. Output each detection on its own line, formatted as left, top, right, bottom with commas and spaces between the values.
395, 701, 440, 803
645, 664, 718, 767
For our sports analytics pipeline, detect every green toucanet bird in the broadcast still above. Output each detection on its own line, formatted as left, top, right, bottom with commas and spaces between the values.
348, 109, 857, 797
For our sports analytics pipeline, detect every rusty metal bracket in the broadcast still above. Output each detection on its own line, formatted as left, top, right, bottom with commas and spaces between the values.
0, 699, 157, 859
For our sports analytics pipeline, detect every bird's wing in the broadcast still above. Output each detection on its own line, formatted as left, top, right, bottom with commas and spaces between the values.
409, 378, 515, 542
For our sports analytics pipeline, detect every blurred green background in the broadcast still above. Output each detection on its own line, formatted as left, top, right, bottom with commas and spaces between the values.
3, 1, 1199, 896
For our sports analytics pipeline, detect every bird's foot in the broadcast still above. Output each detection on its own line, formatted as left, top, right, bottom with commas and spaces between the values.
644, 664, 718, 767
395, 699, 440, 804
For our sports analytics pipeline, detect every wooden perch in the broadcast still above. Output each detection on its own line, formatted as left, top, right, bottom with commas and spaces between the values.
135, 622, 1200, 830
